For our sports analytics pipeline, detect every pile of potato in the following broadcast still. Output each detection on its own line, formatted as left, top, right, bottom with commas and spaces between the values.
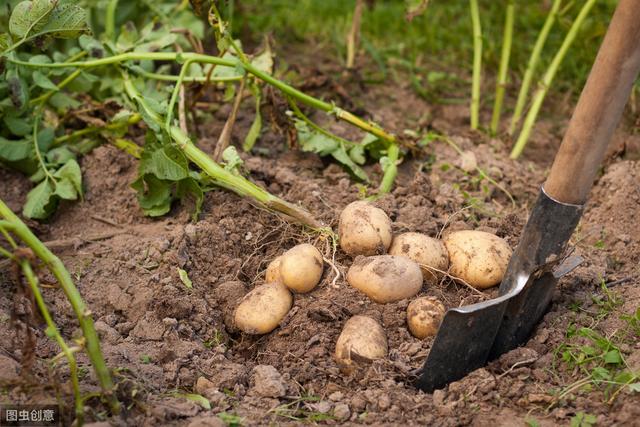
232, 200, 512, 371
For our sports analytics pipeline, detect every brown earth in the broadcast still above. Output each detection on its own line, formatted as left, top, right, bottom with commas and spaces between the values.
1, 52, 639, 427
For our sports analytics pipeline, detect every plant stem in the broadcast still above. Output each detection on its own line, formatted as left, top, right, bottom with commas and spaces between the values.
20, 260, 83, 424
129, 68, 242, 83
53, 114, 142, 145
490, 0, 514, 135
346, 0, 365, 69
378, 143, 399, 194
510, 0, 597, 159
0, 200, 120, 414
509, 0, 562, 136
121, 75, 323, 228
105, 0, 119, 41
469, 0, 482, 130
166, 59, 194, 129
11, 52, 397, 144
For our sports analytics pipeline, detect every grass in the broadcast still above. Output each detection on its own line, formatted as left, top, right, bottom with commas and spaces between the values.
552, 281, 640, 407
236, 0, 617, 99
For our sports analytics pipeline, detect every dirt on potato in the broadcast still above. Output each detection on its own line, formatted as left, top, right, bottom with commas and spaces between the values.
1, 52, 639, 427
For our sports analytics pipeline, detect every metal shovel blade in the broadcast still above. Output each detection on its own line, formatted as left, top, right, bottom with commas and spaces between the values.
415, 188, 583, 392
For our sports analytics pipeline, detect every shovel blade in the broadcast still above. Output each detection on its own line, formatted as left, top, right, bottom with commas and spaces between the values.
414, 293, 513, 392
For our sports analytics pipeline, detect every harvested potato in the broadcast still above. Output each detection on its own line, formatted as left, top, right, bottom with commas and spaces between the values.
347, 255, 423, 303
339, 201, 393, 256
407, 296, 446, 339
234, 282, 293, 334
444, 230, 512, 289
265, 256, 283, 283
280, 244, 323, 293
389, 232, 449, 284
335, 315, 387, 370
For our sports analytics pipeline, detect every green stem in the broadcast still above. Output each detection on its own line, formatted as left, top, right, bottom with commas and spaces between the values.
20, 260, 83, 424
11, 51, 398, 145
53, 114, 142, 146
121, 75, 322, 229
166, 59, 194, 129
378, 143, 399, 194
33, 109, 55, 183
105, 0, 119, 41
510, 0, 596, 159
129, 68, 242, 83
0, 201, 120, 414
509, 0, 562, 136
490, 0, 514, 135
469, 0, 482, 130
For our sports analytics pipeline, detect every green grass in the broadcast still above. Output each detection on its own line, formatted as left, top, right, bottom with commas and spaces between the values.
236, 0, 616, 98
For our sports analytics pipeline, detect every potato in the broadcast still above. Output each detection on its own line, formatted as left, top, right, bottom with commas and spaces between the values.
407, 296, 446, 339
335, 315, 387, 370
280, 244, 323, 293
444, 230, 512, 289
347, 255, 423, 303
339, 201, 393, 256
265, 256, 283, 283
389, 232, 449, 285
234, 282, 293, 334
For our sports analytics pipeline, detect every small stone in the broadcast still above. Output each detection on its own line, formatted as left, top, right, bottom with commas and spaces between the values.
195, 376, 215, 394
328, 391, 344, 402
250, 365, 286, 398
310, 401, 332, 414
459, 150, 477, 173
432, 389, 446, 407
244, 232, 253, 241
350, 395, 367, 412
333, 403, 351, 421
163, 317, 178, 327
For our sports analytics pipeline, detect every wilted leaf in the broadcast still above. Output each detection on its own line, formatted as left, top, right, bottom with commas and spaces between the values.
9, 1, 89, 45
222, 146, 244, 173
9, 0, 56, 39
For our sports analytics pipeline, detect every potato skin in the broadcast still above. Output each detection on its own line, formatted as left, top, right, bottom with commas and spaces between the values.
265, 256, 283, 283
335, 315, 387, 370
347, 255, 423, 303
389, 232, 449, 285
280, 244, 323, 293
407, 296, 446, 339
339, 201, 393, 256
444, 230, 512, 289
234, 282, 293, 334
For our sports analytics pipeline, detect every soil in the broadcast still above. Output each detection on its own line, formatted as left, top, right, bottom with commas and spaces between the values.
1, 48, 639, 427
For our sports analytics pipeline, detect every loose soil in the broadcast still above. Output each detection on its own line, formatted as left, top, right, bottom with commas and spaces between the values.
1, 49, 639, 427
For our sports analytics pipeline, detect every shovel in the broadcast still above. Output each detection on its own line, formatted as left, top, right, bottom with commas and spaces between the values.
416, 0, 640, 392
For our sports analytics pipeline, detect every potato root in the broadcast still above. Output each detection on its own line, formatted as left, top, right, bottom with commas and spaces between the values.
280, 243, 323, 293
234, 282, 293, 334
335, 315, 388, 371
406, 296, 446, 339
444, 230, 512, 289
389, 232, 449, 285
339, 201, 393, 256
347, 255, 423, 303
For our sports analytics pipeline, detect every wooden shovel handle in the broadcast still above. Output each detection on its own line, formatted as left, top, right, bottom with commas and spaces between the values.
544, 0, 640, 204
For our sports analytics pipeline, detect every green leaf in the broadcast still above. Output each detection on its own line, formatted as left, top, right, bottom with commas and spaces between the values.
0, 137, 32, 162
628, 382, 640, 392
3, 116, 32, 136
48, 92, 81, 111
6, 68, 29, 110
178, 268, 193, 289
131, 175, 171, 216
251, 46, 274, 75
222, 146, 243, 173
243, 90, 262, 152
23, 179, 55, 219
9, 1, 89, 44
0, 33, 12, 53
173, 392, 210, 410
603, 349, 623, 365
9, 0, 56, 39
32, 70, 58, 90
141, 146, 190, 181
53, 159, 82, 199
